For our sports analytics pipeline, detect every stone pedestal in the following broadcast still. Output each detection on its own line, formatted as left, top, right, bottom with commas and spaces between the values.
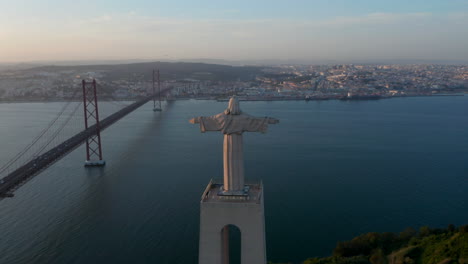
198, 180, 266, 264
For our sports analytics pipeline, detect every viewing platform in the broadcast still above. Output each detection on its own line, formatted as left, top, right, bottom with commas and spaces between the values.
201, 179, 263, 204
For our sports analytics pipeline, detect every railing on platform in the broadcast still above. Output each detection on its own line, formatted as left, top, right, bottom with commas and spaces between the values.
201, 178, 263, 204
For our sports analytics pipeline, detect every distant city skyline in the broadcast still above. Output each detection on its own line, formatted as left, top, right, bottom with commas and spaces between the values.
1, 0, 467, 63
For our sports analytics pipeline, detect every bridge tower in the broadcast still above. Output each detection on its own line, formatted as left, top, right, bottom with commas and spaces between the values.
82, 79, 105, 166
153, 69, 162, 112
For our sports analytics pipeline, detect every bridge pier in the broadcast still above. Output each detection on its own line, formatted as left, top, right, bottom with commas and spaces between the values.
84, 160, 106, 166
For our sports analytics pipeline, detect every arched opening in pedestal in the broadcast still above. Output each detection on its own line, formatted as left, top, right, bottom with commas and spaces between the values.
221, 224, 241, 264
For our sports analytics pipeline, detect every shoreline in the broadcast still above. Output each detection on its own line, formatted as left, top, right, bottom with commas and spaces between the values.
0, 93, 464, 104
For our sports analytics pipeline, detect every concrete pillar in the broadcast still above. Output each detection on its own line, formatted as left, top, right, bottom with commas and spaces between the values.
198, 183, 266, 264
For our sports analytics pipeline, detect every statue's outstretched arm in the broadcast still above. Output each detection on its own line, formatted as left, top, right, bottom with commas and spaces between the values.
243, 114, 279, 125
241, 116, 279, 133
190, 113, 226, 132
189, 117, 201, 124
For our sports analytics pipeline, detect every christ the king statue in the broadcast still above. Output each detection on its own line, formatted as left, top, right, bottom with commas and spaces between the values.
189, 96, 279, 195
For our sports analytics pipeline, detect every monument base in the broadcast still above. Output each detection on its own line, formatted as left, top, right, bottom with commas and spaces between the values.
218, 185, 250, 196
199, 179, 266, 264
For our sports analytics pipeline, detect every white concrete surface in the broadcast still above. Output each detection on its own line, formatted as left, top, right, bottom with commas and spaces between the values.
198, 182, 266, 264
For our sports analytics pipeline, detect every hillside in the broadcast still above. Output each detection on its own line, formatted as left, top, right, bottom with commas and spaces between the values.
270, 225, 468, 264
21, 61, 262, 82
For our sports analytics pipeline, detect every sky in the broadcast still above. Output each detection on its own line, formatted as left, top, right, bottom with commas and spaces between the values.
0, 0, 467, 63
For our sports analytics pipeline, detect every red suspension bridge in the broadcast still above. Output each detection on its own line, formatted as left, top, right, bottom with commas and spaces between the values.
0, 72, 168, 198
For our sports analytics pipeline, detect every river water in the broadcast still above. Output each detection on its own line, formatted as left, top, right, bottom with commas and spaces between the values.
0, 97, 467, 263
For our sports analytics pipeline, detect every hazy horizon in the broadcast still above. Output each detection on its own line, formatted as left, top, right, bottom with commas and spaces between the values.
1, 57, 468, 67
1, 0, 467, 64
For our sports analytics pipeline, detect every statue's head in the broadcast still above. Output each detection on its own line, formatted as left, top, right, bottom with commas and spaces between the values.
225, 96, 241, 115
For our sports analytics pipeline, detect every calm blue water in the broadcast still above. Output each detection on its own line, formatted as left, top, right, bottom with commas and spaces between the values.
0, 97, 467, 263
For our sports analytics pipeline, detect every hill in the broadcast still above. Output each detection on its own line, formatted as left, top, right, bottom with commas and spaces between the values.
270, 224, 468, 264
21, 61, 262, 82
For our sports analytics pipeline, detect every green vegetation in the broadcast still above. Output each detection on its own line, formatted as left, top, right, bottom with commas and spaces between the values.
270, 224, 468, 264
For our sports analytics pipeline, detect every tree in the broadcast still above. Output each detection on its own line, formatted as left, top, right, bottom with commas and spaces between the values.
419, 226, 431, 237
447, 224, 455, 233
399, 227, 417, 241
459, 225, 468, 233
369, 249, 386, 264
